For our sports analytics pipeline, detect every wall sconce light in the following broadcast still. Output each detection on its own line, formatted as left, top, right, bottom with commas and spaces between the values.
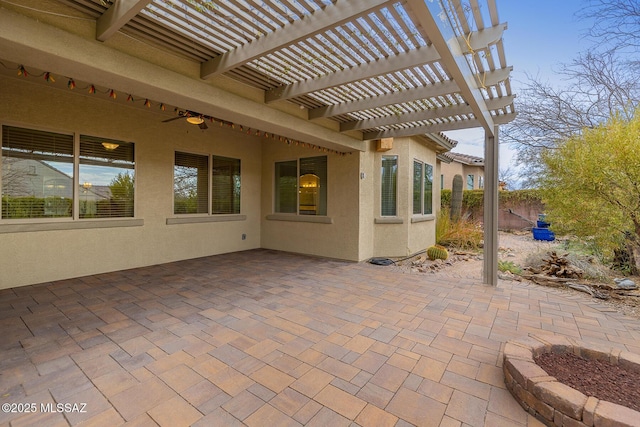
102, 142, 119, 150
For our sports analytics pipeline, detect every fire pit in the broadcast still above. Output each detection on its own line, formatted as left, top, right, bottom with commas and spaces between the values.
503, 334, 640, 427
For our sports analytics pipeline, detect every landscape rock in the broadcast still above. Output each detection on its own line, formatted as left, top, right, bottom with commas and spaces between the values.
614, 278, 637, 290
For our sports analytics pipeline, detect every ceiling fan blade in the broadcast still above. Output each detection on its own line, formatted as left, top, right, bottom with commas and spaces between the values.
162, 116, 184, 123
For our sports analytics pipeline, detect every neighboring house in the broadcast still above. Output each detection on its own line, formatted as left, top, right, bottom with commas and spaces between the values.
0, 1, 515, 289
440, 152, 485, 191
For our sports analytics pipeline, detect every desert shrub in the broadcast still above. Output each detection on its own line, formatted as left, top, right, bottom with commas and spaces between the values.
436, 208, 483, 251
498, 260, 523, 275
522, 248, 610, 282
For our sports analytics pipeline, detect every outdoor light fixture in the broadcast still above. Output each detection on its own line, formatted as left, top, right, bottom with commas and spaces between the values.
186, 116, 204, 125
101, 142, 119, 150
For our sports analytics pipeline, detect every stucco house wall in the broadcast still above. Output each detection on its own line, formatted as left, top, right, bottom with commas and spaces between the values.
0, 76, 262, 289
259, 140, 361, 261
0, 4, 454, 289
440, 154, 485, 190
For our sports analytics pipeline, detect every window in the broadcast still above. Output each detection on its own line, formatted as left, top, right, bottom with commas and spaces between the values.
1, 125, 134, 220
440, 174, 444, 190
79, 135, 135, 218
413, 160, 433, 215
413, 161, 422, 215
467, 174, 474, 190
275, 156, 327, 215
174, 152, 208, 214
381, 156, 397, 216
212, 156, 240, 214
478, 176, 484, 189
174, 152, 241, 215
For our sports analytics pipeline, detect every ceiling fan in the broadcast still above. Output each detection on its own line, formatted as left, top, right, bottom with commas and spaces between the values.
162, 110, 208, 129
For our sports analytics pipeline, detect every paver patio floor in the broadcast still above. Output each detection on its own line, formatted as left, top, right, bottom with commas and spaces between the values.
1, 249, 639, 426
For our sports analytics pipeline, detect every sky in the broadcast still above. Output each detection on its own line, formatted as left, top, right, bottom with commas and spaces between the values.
443, 0, 596, 182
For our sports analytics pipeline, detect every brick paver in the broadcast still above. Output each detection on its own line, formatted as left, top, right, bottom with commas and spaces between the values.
1, 248, 639, 426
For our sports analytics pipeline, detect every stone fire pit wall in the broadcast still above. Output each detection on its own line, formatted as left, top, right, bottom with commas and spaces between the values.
503, 334, 640, 427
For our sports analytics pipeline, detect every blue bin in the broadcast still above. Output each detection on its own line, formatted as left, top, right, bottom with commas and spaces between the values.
537, 220, 551, 228
532, 227, 555, 241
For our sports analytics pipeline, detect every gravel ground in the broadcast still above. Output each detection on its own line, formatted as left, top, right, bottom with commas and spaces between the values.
389, 231, 640, 319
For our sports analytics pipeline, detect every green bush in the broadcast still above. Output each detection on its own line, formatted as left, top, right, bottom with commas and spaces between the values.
498, 260, 523, 275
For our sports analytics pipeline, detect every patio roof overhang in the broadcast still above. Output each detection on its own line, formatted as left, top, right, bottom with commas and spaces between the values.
0, 0, 515, 285
0, 0, 514, 145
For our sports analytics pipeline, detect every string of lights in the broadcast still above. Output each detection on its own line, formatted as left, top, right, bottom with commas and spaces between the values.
1, 61, 352, 157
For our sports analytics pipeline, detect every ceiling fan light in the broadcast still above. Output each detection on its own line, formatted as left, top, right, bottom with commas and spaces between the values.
102, 142, 119, 150
186, 116, 204, 125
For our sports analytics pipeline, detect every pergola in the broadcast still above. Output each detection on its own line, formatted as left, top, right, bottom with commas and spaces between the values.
1, 0, 515, 285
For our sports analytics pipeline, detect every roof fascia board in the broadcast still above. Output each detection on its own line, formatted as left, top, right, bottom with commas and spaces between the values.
0, 7, 364, 152
362, 112, 515, 139
340, 95, 514, 131
436, 153, 453, 163
406, 0, 496, 136
422, 133, 455, 151
308, 66, 511, 119
201, 0, 394, 79
96, 0, 152, 41
265, 44, 441, 103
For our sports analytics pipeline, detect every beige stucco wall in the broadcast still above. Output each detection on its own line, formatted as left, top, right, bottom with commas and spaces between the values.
259, 141, 361, 261
407, 140, 438, 255
0, 2, 446, 289
441, 161, 484, 190
0, 76, 262, 289
357, 146, 377, 261
0, 78, 444, 288
359, 137, 438, 259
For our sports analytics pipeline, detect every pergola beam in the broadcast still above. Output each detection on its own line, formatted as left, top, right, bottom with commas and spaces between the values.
96, 0, 151, 41
362, 113, 515, 140
265, 22, 505, 105
406, 0, 495, 136
341, 95, 514, 132
201, 0, 394, 79
308, 66, 511, 120
309, 80, 459, 120
483, 126, 500, 285
265, 44, 441, 103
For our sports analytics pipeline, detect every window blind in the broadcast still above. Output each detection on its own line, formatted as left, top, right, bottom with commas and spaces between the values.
79, 135, 135, 218
413, 160, 422, 215
174, 152, 208, 214
2, 126, 74, 219
275, 160, 297, 213
381, 156, 397, 216
423, 163, 433, 215
212, 156, 240, 214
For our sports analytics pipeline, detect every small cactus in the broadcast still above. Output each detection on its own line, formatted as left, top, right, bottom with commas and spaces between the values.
427, 244, 449, 261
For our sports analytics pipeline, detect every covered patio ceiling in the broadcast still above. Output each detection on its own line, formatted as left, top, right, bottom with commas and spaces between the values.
55, 0, 516, 141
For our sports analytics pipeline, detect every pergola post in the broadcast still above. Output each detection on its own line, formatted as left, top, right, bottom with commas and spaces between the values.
483, 126, 500, 286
